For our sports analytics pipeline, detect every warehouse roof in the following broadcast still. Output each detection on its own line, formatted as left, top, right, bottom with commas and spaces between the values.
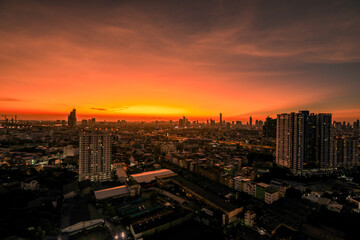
131, 169, 174, 183
94, 185, 129, 200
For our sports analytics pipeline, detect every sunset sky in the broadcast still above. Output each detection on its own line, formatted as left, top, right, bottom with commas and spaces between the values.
1, 0, 360, 122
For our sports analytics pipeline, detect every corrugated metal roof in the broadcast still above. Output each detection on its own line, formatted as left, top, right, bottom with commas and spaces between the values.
131, 169, 174, 183
94, 185, 129, 200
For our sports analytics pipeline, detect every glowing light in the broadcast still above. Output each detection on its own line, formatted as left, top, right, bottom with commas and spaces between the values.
110, 105, 187, 115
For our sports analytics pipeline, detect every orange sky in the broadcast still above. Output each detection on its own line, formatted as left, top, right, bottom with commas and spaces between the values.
1, 1, 360, 122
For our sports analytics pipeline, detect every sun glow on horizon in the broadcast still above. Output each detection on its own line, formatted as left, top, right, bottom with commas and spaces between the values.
0, 1, 359, 121
91, 105, 189, 116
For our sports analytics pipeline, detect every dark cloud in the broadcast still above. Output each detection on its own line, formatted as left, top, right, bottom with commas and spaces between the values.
90, 107, 107, 111
0, 97, 21, 102
90, 107, 128, 111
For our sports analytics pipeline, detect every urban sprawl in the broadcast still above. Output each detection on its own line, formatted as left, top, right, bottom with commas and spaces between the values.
1, 110, 359, 240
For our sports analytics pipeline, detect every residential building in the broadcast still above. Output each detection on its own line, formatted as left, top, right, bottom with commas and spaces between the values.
79, 132, 111, 182
276, 111, 332, 170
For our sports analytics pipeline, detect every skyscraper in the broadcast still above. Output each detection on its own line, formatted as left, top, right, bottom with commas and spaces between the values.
79, 132, 111, 182
263, 116, 277, 138
249, 116, 252, 126
353, 119, 359, 136
220, 113, 223, 125
68, 109, 77, 128
276, 113, 294, 169
276, 111, 332, 171
315, 113, 332, 168
343, 139, 359, 167
330, 138, 358, 168
179, 116, 187, 127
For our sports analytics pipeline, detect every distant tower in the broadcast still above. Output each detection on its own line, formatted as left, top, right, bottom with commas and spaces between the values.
179, 116, 187, 127
249, 116, 252, 126
68, 109, 77, 128
220, 113, 223, 125
79, 132, 111, 182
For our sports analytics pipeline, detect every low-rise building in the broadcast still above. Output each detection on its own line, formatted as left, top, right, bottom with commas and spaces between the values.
256, 183, 270, 201
130, 209, 191, 240
327, 202, 343, 213
234, 176, 251, 192
244, 210, 256, 227
131, 169, 174, 184
94, 185, 130, 201
265, 187, 280, 204
270, 180, 289, 198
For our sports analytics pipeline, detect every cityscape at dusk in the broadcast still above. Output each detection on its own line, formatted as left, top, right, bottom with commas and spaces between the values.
1, 1, 360, 240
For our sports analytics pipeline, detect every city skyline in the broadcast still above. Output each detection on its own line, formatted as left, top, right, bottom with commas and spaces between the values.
1, 1, 360, 240
1, 0, 360, 121
0, 108, 356, 124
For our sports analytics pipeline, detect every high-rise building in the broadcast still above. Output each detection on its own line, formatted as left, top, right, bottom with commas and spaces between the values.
68, 109, 77, 128
316, 113, 332, 168
220, 113, 223, 125
179, 116, 187, 127
276, 111, 332, 171
344, 139, 358, 167
263, 116, 277, 138
249, 116, 252, 126
79, 132, 111, 182
354, 120, 359, 136
257, 120, 264, 127
276, 113, 294, 169
330, 138, 358, 168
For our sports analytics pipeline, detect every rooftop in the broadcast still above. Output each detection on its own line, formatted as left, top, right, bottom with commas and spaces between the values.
265, 186, 279, 194
61, 198, 102, 230
257, 182, 270, 188
94, 185, 129, 200
171, 175, 241, 213
131, 169, 174, 183
131, 209, 185, 234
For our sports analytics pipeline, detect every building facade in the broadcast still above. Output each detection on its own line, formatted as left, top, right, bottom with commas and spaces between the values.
330, 138, 359, 167
263, 116, 277, 138
79, 132, 111, 182
276, 111, 332, 171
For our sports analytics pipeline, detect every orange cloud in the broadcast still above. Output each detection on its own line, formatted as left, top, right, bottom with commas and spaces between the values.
0, 1, 359, 121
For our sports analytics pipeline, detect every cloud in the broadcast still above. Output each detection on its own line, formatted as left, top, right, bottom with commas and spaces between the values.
0, 0, 359, 121
90, 107, 128, 111
90, 107, 107, 111
0, 97, 21, 102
